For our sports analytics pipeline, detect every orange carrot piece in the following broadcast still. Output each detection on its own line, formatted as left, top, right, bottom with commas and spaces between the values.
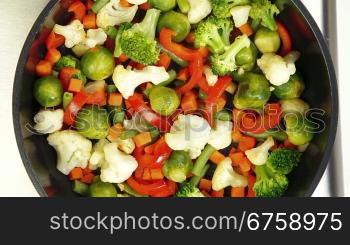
135, 168, 144, 180
69, 168, 83, 180
176, 68, 189, 81
181, 91, 198, 113
230, 151, 245, 167
150, 168, 164, 180
68, 0, 87, 22
239, 23, 254, 36
142, 168, 152, 181
120, 0, 131, 7
157, 52, 171, 70
231, 187, 245, 197
199, 179, 212, 192
144, 144, 155, 154
211, 189, 224, 197
108, 123, 124, 139
209, 151, 226, 164
118, 54, 129, 63
68, 79, 83, 93
238, 136, 256, 151
239, 157, 251, 173
83, 12, 96, 29
45, 48, 61, 64
80, 173, 95, 184
108, 93, 123, 106
217, 95, 227, 112
232, 127, 243, 142
36, 60, 52, 77
133, 132, 152, 147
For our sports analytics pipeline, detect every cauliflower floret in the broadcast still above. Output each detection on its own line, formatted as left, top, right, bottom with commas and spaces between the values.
245, 136, 275, 166
33, 109, 64, 134
53, 20, 86, 48
165, 114, 211, 159
84, 28, 107, 48
96, 0, 138, 28
89, 139, 109, 170
188, 0, 212, 24
230, 5, 252, 28
208, 120, 233, 150
100, 143, 138, 183
257, 52, 298, 86
212, 158, 248, 191
113, 65, 170, 99
47, 130, 92, 175
204, 65, 218, 86
126, 0, 147, 4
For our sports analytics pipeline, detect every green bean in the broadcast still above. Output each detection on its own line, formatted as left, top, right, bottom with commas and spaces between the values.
192, 144, 216, 176
120, 129, 139, 140
190, 164, 210, 186
215, 110, 232, 121
157, 43, 189, 67
104, 26, 118, 39
92, 0, 110, 13
245, 129, 288, 142
106, 84, 117, 93
63, 92, 73, 110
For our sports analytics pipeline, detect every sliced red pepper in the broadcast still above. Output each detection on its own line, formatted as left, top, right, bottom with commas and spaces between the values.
84, 81, 107, 105
46, 32, 65, 50
176, 56, 204, 94
127, 93, 172, 132
127, 177, 175, 197
276, 20, 292, 57
197, 76, 210, 92
63, 92, 88, 125
68, 0, 87, 22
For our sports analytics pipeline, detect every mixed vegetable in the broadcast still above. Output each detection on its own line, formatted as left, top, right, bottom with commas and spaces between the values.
33, 0, 314, 198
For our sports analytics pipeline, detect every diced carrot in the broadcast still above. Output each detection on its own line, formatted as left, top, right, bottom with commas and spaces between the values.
82, 167, 92, 175
150, 168, 164, 180
181, 91, 198, 113
142, 168, 152, 181
231, 187, 245, 197
118, 54, 129, 63
83, 12, 96, 29
157, 52, 171, 70
211, 189, 224, 197
230, 151, 245, 167
185, 32, 195, 43
217, 95, 227, 112
139, 2, 151, 10
239, 23, 254, 36
80, 173, 95, 184
120, 0, 132, 7
108, 123, 124, 139
68, 0, 87, 22
238, 136, 256, 151
209, 151, 226, 165
135, 168, 144, 180
177, 68, 189, 81
69, 168, 83, 180
45, 48, 61, 64
199, 179, 212, 192
68, 79, 83, 93
232, 127, 243, 142
133, 132, 152, 147
239, 157, 251, 173
36, 60, 52, 77
108, 93, 123, 106
144, 144, 155, 154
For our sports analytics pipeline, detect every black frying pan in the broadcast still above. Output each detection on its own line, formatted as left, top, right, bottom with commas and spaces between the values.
12, 0, 338, 197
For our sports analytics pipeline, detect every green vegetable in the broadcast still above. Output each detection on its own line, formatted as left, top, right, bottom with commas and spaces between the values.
62, 92, 73, 109
211, 0, 251, 19
106, 84, 117, 93
75, 105, 110, 139
81, 46, 115, 80
108, 105, 125, 125
157, 11, 191, 42
285, 115, 314, 146
254, 27, 281, 53
150, 0, 176, 12
210, 35, 251, 75
120, 129, 139, 140
274, 74, 305, 99
249, 0, 280, 31
194, 16, 233, 54
253, 164, 288, 197
149, 127, 160, 141
215, 110, 232, 121
72, 180, 89, 196
174, 79, 186, 87
163, 151, 193, 183
92, 0, 110, 13
233, 73, 271, 109
158, 43, 188, 67
104, 26, 118, 39
114, 22, 132, 58
149, 86, 180, 116
192, 144, 216, 176
236, 43, 258, 72
190, 164, 210, 186
90, 181, 118, 197
246, 128, 287, 141
175, 182, 205, 197
177, 0, 190, 13
266, 148, 302, 175
121, 9, 161, 65
33, 76, 63, 107
119, 183, 148, 197
54, 55, 80, 71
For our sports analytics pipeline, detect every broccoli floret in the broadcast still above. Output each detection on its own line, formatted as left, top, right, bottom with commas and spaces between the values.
266, 148, 302, 175
175, 182, 205, 197
54, 55, 80, 71
253, 165, 288, 197
194, 17, 233, 54
211, 0, 251, 19
120, 8, 161, 65
114, 22, 132, 58
249, 0, 280, 31
210, 35, 251, 75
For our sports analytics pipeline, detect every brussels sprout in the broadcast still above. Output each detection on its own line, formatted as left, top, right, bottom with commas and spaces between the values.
157, 11, 191, 42
280, 98, 310, 116
254, 27, 281, 53
236, 43, 258, 72
149, 86, 180, 116
75, 105, 110, 139
285, 114, 314, 146
233, 73, 271, 109
274, 74, 305, 99
150, 0, 176, 12
33, 76, 63, 107
90, 181, 118, 197
163, 150, 193, 183
81, 46, 115, 80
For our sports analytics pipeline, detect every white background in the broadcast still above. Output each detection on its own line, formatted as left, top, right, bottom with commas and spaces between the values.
0, 0, 348, 197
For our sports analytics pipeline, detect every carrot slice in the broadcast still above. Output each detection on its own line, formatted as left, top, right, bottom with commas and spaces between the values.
150, 168, 164, 180
199, 179, 212, 192
133, 132, 152, 147
230, 151, 245, 167
209, 151, 226, 165
83, 12, 96, 29
68, 79, 83, 93
69, 168, 83, 180
239, 23, 254, 36
231, 187, 245, 197
36, 60, 52, 77
211, 189, 224, 197
238, 136, 256, 151
108, 93, 123, 106
45, 48, 61, 64
181, 91, 198, 113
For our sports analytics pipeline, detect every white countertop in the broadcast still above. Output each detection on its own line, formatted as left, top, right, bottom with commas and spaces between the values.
0, 0, 348, 197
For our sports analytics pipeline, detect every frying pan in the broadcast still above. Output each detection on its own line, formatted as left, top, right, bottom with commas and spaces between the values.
12, 0, 338, 197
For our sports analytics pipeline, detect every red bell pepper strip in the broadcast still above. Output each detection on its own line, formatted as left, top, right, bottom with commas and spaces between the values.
197, 76, 210, 92
63, 92, 88, 125
68, 0, 87, 22
127, 93, 172, 132
276, 20, 292, 57
46, 32, 65, 50
176, 56, 204, 94
127, 177, 176, 197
